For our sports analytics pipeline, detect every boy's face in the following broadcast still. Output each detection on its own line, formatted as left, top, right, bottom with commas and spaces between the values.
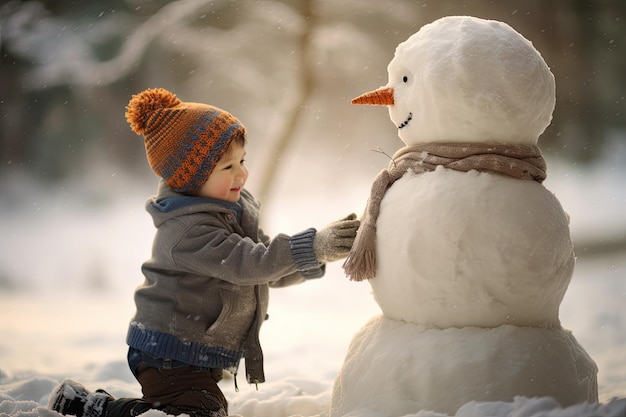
198, 142, 248, 202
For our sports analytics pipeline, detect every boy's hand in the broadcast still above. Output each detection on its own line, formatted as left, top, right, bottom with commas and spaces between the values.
313, 213, 360, 263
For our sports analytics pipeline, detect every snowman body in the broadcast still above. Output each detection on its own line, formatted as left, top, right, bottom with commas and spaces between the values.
330, 316, 597, 417
330, 169, 598, 417
373, 168, 573, 328
331, 15, 597, 416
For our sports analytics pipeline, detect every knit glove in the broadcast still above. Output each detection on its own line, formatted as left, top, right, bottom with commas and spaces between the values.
313, 213, 360, 263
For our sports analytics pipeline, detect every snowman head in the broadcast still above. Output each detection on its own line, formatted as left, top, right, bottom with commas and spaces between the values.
353, 16, 555, 147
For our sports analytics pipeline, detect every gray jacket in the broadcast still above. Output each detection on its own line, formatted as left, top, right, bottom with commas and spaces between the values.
126, 181, 323, 383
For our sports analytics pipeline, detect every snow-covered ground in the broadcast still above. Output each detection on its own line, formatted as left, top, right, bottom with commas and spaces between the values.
0, 149, 625, 416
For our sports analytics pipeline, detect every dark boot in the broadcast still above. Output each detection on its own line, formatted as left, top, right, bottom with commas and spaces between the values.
48, 380, 113, 417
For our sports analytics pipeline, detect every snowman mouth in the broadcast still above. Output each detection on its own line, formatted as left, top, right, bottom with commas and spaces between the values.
397, 112, 413, 129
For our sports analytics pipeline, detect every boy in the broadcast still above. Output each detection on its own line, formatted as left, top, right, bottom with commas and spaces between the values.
48, 88, 359, 417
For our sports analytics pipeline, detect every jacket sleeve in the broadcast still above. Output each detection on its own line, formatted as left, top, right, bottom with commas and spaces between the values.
167, 221, 323, 286
255, 226, 325, 286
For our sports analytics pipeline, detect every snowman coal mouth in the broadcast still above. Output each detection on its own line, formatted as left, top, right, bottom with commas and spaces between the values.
397, 112, 413, 129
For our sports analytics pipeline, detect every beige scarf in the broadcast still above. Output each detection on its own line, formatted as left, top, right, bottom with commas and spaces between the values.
343, 142, 547, 281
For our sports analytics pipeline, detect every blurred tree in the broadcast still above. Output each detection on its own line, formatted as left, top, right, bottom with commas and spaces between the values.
538, 0, 626, 162
0, 0, 624, 189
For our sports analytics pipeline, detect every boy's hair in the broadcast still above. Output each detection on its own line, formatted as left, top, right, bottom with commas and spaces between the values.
126, 88, 246, 195
224, 130, 247, 155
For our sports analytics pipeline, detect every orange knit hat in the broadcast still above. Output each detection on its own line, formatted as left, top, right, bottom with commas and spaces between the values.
125, 88, 246, 195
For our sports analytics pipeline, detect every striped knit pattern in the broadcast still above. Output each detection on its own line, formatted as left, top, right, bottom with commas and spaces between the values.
126, 88, 245, 195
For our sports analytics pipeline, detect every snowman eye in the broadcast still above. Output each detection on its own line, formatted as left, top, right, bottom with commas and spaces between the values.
402, 75, 409, 83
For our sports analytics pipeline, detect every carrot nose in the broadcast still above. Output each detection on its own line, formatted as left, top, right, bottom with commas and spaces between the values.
351, 87, 394, 105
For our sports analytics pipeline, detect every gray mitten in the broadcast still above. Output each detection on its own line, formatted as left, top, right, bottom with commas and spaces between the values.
313, 213, 360, 263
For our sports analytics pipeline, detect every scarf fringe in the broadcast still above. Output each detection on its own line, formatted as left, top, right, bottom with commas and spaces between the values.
343, 246, 376, 281
343, 224, 377, 281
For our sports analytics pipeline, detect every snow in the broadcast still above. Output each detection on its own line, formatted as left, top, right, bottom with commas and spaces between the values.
0, 156, 625, 417
1, 14, 625, 417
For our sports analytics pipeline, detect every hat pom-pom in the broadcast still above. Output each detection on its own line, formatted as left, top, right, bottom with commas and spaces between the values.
126, 88, 181, 134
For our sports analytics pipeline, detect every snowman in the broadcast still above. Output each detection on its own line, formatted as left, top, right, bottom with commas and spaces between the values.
331, 16, 598, 417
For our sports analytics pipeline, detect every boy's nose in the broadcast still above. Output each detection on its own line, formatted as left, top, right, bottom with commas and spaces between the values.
235, 166, 247, 179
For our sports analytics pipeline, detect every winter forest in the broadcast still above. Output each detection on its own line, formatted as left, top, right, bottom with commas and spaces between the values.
1, 1, 625, 417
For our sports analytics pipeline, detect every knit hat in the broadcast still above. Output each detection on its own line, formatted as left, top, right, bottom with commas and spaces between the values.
125, 88, 246, 195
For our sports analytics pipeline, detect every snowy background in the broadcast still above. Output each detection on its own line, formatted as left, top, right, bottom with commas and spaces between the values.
1, 145, 625, 417
1, 1, 625, 416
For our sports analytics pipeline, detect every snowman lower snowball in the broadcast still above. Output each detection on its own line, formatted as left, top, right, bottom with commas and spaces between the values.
331, 16, 597, 417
